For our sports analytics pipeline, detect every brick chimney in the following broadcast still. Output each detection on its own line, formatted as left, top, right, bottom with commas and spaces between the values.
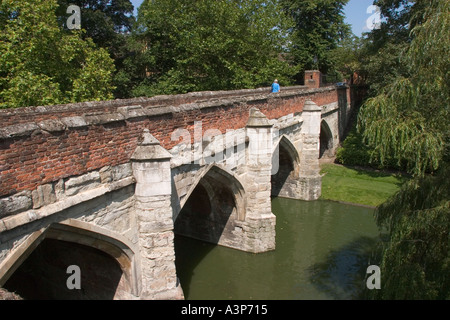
304, 70, 322, 89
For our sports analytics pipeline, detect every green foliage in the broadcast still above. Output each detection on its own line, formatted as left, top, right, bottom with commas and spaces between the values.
371, 164, 450, 299
56, 0, 135, 46
336, 127, 373, 167
358, 0, 449, 177
358, 0, 450, 300
370, 0, 417, 46
56, 0, 136, 99
359, 40, 410, 94
281, 0, 351, 81
336, 124, 404, 170
132, 0, 297, 96
359, 0, 428, 94
0, 0, 115, 108
1, 0, 355, 103
359, 89, 445, 177
328, 35, 364, 82
70, 45, 116, 102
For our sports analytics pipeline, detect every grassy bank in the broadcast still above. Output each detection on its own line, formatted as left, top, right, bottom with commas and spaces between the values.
320, 163, 409, 207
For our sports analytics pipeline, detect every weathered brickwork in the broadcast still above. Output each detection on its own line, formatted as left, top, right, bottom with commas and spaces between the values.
0, 86, 339, 198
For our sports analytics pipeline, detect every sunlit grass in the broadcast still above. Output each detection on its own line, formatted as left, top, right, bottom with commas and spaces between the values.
320, 163, 410, 207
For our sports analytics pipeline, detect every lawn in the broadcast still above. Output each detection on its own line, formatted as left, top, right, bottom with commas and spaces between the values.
320, 163, 409, 207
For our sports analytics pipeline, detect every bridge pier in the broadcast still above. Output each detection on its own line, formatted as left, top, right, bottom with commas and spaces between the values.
240, 108, 277, 253
270, 100, 322, 201
297, 100, 322, 200
131, 129, 183, 300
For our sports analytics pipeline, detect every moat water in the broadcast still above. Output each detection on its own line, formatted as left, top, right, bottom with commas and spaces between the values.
175, 197, 381, 300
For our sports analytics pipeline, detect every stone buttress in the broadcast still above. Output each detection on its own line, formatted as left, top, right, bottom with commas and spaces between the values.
297, 100, 322, 200
131, 129, 183, 299
239, 108, 277, 253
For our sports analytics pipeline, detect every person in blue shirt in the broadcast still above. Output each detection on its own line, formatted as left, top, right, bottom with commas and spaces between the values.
271, 79, 280, 93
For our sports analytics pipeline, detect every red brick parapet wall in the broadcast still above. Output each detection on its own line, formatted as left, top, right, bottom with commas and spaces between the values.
0, 85, 347, 197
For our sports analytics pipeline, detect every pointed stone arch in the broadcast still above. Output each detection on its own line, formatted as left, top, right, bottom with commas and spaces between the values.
174, 164, 246, 247
271, 135, 301, 198
320, 120, 334, 159
178, 164, 246, 221
0, 220, 139, 299
273, 135, 300, 174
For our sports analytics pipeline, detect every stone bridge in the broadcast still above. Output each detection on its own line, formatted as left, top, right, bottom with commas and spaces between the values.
0, 72, 353, 299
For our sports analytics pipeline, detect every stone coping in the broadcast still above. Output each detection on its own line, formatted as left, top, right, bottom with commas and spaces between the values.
0, 86, 338, 140
0, 85, 310, 116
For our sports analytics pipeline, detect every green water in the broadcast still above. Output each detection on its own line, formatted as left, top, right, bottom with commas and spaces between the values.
174, 198, 381, 300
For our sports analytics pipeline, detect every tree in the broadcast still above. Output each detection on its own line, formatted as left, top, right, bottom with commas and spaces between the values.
358, 0, 449, 299
56, 0, 134, 48
56, 0, 136, 98
370, 0, 416, 46
281, 0, 351, 82
132, 0, 297, 96
360, 0, 428, 94
328, 34, 364, 82
0, 0, 115, 108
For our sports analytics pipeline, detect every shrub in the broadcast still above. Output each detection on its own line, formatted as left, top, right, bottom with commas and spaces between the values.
336, 126, 403, 170
336, 127, 372, 166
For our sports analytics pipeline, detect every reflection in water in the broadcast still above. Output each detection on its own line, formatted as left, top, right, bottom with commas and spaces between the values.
175, 198, 382, 300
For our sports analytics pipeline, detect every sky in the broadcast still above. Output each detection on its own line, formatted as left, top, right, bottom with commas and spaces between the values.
130, 0, 376, 37
344, 0, 378, 37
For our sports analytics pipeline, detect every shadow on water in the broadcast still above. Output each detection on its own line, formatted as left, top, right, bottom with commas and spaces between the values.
173, 181, 235, 298
174, 235, 217, 298
307, 235, 383, 300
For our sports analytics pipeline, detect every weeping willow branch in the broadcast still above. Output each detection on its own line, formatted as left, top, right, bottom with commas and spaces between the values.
358, 90, 444, 177
358, 0, 449, 180
360, 0, 449, 300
